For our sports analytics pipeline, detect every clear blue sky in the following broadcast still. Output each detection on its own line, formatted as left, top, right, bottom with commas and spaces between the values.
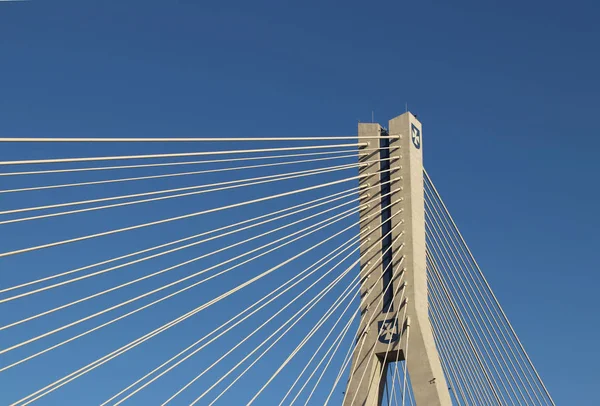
1, 0, 599, 405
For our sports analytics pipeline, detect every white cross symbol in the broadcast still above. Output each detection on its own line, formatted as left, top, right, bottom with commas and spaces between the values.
380, 321, 396, 341
412, 126, 421, 148
379, 319, 398, 343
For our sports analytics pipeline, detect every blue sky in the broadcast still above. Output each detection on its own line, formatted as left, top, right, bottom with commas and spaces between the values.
1, 0, 599, 404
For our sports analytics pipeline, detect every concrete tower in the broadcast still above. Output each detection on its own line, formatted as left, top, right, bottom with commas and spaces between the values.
343, 112, 452, 406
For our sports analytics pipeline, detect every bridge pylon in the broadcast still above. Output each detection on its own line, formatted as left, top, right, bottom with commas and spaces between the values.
343, 112, 452, 406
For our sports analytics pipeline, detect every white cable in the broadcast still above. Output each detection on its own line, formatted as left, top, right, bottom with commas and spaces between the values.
383, 281, 410, 406
0, 161, 362, 217
164, 200, 403, 404
425, 180, 542, 405
384, 367, 392, 406
425, 211, 514, 404
428, 254, 498, 405
0, 149, 374, 177
206, 243, 382, 406
426, 252, 503, 405
0, 170, 372, 258
428, 284, 477, 405
1, 136, 398, 142
427, 276, 473, 405
243, 269, 361, 406
428, 317, 466, 405
0, 199, 359, 332
426, 207, 528, 405
295, 307, 357, 405
3, 213, 362, 375
0, 144, 365, 166
4, 165, 400, 402
4, 183, 393, 338
279, 307, 355, 405
0, 164, 362, 227
0, 153, 359, 194
348, 255, 408, 406
425, 184, 527, 403
389, 316, 411, 406
426, 215, 538, 406
401, 324, 411, 406
5, 192, 398, 373
187, 255, 361, 406
390, 366, 400, 406
251, 208, 406, 406
181, 208, 405, 406
427, 261, 494, 406
323, 331, 356, 406
389, 305, 411, 405
324, 238, 404, 406
0, 188, 360, 296
407, 373, 416, 406
10, 209, 365, 406
375, 280, 408, 394
0, 186, 368, 302
345, 242, 407, 406
0, 200, 362, 351
176, 267, 359, 405
168, 243, 366, 406
321, 217, 405, 406
102, 230, 363, 405
428, 288, 472, 404
425, 222, 524, 404
111, 230, 373, 405
272, 219, 402, 406
424, 169, 554, 405
394, 368, 402, 406
427, 254, 496, 406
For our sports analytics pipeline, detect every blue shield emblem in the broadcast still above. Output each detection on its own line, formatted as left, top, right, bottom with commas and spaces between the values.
411, 124, 421, 149
378, 318, 400, 344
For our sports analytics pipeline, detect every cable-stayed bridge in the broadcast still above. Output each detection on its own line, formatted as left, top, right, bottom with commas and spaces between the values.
0, 112, 554, 405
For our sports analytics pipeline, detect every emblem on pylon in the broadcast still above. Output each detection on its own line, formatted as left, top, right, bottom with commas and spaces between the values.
411, 124, 421, 149
377, 318, 400, 344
